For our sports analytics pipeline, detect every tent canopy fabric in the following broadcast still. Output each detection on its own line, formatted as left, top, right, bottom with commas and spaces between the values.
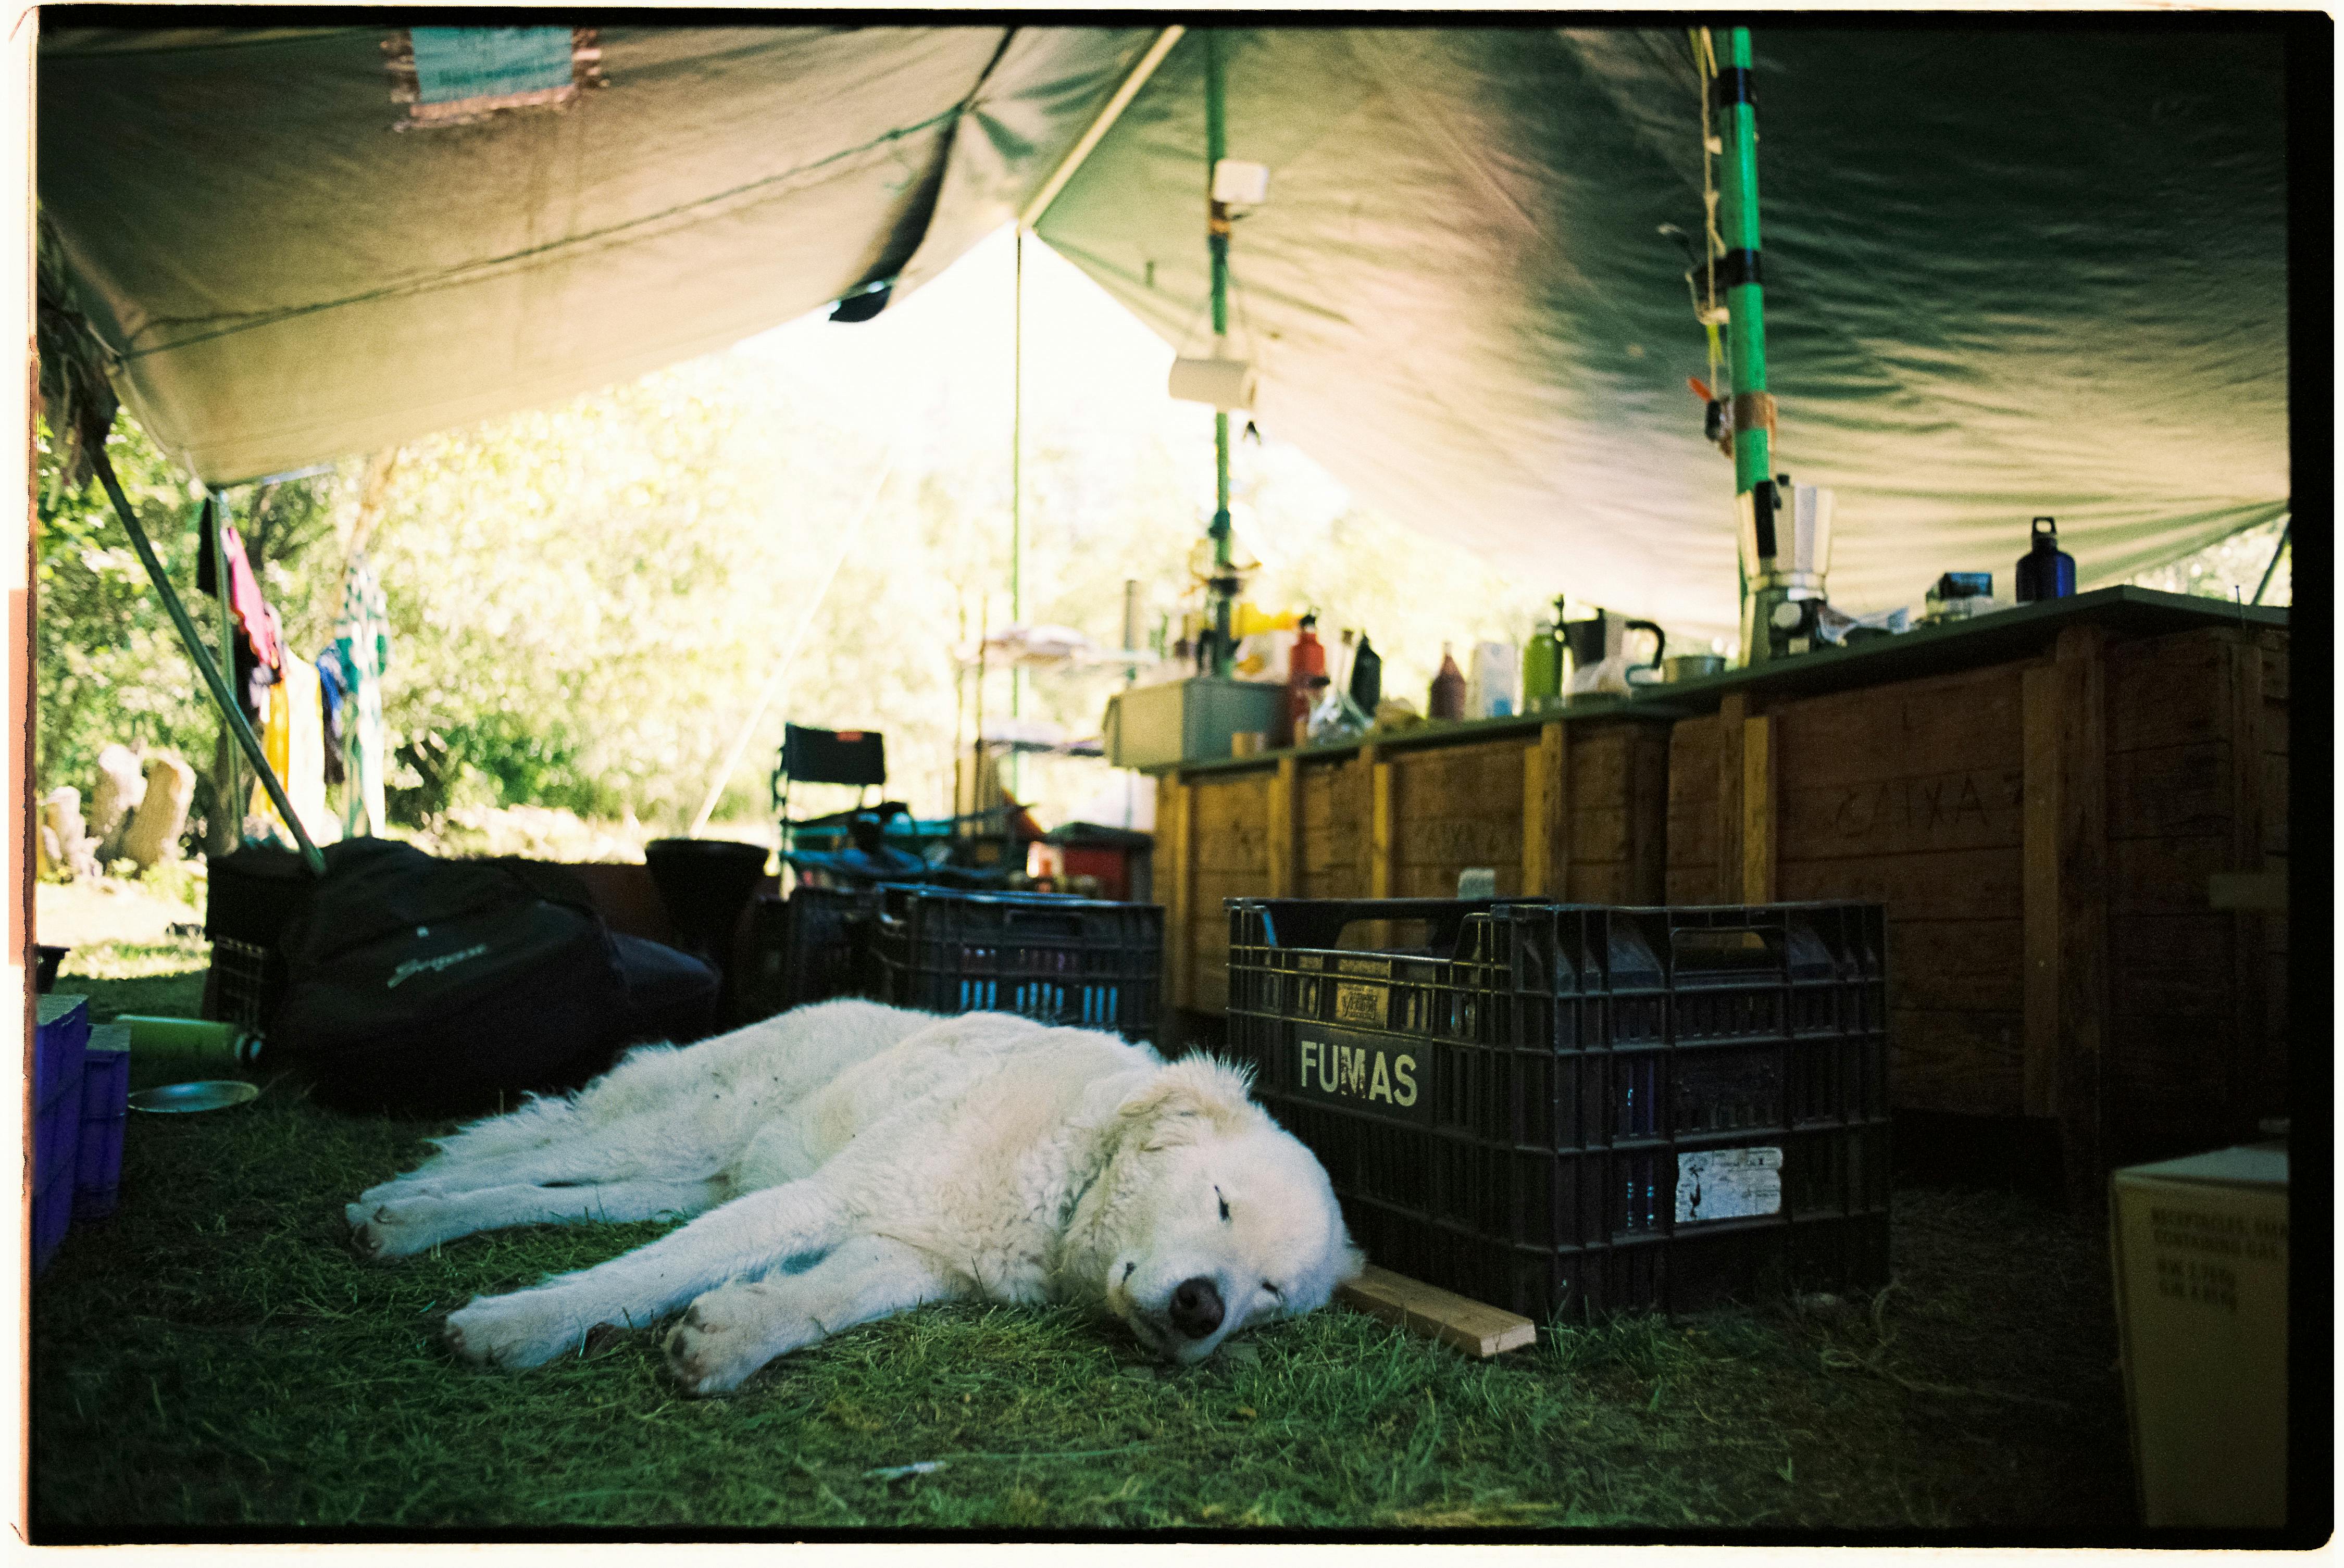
37, 23, 1154, 484
39, 23, 2292, 636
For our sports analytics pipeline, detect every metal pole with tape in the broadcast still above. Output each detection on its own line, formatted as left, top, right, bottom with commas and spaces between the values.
1204, 29, 1236, 678
89, 446, 325, 876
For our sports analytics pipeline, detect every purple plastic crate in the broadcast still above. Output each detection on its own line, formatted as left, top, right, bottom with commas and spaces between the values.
34, 994, 89, 1108
33, 1099, 80, 1273
74, 1027, 130, 1221
36, 1088, 80, 1188
33, 1172, 75, 1273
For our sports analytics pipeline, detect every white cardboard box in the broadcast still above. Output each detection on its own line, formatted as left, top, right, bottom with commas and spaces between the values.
2109, 1141, 2289, 1528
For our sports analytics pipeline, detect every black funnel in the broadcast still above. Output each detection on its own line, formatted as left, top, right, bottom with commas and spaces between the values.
643, 838, 770, 969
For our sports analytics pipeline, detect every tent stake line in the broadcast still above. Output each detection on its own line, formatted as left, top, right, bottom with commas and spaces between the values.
89, 446, 326, 877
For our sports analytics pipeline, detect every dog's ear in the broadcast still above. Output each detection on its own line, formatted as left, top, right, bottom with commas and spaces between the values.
1117, 1056, 1256, 1151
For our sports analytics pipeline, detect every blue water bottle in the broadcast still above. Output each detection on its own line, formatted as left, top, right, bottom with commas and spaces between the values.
2015, 516, 2076, 602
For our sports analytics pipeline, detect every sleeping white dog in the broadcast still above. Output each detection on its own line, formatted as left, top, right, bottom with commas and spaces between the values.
345, 999, 1362, 1396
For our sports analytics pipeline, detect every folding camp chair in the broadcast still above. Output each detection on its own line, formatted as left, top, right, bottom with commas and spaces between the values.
772, 723, 889, 858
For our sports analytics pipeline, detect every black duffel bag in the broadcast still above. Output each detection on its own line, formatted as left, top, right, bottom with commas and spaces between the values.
270, 838, 718, 1114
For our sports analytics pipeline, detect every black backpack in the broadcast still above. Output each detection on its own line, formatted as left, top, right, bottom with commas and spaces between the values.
270, 839, 715, 1114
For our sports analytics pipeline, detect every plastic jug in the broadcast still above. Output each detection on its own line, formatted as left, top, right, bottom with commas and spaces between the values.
2015, 516, 2075, 602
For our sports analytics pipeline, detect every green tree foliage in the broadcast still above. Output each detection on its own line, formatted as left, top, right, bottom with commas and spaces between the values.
35, 418, 339, 847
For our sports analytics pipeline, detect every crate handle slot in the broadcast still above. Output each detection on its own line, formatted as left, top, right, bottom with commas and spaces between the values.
1668, 927, 1785, 977
1240, 898, 1521, 959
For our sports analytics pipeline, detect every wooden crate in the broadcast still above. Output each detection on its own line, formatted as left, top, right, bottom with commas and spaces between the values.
1668, 622, 2288, 1198
1156, 716, 1670, 1021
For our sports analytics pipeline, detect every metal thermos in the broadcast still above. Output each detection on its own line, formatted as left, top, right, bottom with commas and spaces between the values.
2015, 516, 2075, 602
1739, 474, 1833, 665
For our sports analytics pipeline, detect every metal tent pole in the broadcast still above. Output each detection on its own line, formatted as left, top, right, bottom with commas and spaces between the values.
208, 494, 244, 845
89, 446, 325, 876
1008, 224, 1025, 799
1204, 29, 1236, 679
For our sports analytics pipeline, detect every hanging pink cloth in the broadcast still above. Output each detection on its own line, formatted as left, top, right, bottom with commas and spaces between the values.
220, 522, 281, 670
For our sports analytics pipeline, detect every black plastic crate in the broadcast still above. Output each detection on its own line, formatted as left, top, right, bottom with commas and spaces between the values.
205, 936, 280, 1039
871, 887, 1163, 1043
1225, 897, 1890, 1320
732, 887, 882, 1023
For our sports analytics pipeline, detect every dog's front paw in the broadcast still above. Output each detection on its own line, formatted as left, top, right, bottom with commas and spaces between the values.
347, 1197, 445, 1262
664, 1282, 807, 1397
443, 1289, 584, 1370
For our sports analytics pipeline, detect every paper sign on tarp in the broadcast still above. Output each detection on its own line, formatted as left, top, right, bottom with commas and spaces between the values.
410, 27, 576, 113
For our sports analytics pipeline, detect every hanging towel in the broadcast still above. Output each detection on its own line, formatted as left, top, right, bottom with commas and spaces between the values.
315, 647, 348, 786
219, 523, 281, 670
334, 553, 392, 837
246, 653, 338, 849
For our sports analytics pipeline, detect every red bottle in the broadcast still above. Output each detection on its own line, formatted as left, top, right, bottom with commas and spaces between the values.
1429, 643, 1466, 721
1280, 613, 1327, 747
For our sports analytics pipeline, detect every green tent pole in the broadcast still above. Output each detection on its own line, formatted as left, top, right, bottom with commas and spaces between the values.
1204, 29, 1236, 678
90, 446, 325, 877
1718, 27, 1771, 502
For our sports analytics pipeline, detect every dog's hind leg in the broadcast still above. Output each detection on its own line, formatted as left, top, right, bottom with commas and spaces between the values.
663, 1234, 959, 1396
442, 1175, 851, 1370
357, 1045, 738, 1208
350, 1176, 724, 1261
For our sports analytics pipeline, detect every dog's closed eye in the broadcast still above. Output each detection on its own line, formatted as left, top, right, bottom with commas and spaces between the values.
1217, 1187, 1230, 1223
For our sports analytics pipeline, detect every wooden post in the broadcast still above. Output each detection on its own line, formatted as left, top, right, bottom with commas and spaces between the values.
1717, 693, 1748, 904
1267, 755, 1301, 898
1159, 773, 1195, 1013
1741, 713, 1776, 904
1369, 748, 1395, 899
2225, 629, 2266, 1130
1520, 721, 1570, 897
2021, 663, 2061, 1121
2035, 626, 2109, 1207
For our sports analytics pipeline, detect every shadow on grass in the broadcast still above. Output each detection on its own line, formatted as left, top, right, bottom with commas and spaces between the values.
30, 945, 2140, 1537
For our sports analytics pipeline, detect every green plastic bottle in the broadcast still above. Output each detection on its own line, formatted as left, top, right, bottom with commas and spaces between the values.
1521, 596, 1567, 713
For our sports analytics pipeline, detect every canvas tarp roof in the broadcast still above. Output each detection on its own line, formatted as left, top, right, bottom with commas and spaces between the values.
38, 23, 2292, 636
36, 24, 1156, 482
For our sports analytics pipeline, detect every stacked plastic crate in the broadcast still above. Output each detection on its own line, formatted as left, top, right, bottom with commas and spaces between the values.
33, 996, 131, 1273
867, 887, 1163, 1044
1223, 897, 1891, 1319
737, 884, 1165, 1046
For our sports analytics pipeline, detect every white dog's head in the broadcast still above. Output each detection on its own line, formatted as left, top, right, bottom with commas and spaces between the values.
1079, 1055, 1363, 1365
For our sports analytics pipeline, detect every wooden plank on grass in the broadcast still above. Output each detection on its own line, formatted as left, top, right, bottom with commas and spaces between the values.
1336, 1264, 1537, 1358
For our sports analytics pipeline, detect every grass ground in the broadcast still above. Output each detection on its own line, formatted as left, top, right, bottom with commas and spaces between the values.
32, 939, 2140, 1539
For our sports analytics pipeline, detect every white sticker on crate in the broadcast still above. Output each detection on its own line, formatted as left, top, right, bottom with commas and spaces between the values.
1675, 1147, 1783, 1224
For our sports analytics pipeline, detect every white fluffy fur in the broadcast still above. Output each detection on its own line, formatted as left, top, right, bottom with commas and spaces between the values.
346, 999, 1363, 1395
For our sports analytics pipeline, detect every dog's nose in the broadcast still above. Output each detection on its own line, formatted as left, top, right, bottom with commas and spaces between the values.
1168, 1276, 1224, 1339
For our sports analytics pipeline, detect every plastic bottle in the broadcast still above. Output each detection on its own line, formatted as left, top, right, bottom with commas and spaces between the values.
1521, 597, 1566, 712
1428, 643, 1466, 721
1349, 633, 1382, 713
2015, 516, 2076, 602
